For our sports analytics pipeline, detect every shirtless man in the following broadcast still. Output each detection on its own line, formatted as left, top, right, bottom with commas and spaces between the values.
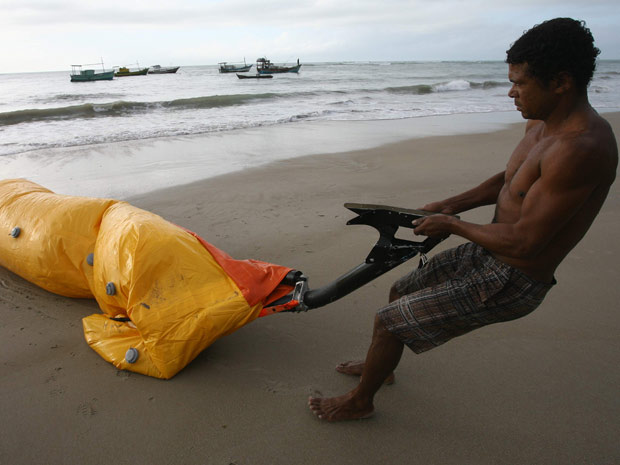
309, 18, 618, 421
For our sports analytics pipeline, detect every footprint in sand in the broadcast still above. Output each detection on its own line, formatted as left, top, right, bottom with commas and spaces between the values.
264, 379, 294, 395
115, 370, 131, 379
49, 387, 65, 397
76, 399, 98, 416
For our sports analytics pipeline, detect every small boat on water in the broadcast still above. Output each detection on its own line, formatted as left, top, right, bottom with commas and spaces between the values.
148, 65, 180, 74
70, 63, 114, 82
114, 66, 149, 77
236, 73, 273, 79
219, 61, 253, 73
256, 57, 301, 74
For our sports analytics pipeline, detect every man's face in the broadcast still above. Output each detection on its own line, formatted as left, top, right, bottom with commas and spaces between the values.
508, 63, 556, 120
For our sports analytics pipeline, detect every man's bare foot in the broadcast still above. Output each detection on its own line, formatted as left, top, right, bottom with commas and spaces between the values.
308, 394, 374, 422
335, 361, 395, 385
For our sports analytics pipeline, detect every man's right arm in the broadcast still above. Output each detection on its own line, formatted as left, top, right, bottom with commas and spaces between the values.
421, 171, 505, 214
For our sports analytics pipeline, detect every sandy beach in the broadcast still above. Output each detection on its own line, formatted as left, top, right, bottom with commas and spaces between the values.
1, 112, 619, 464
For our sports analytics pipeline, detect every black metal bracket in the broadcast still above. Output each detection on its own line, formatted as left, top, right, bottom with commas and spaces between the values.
267, 203, 455, 312
345, 202, 443, 263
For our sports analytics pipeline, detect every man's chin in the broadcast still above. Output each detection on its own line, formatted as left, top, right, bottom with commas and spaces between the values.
515, 108, 529, 119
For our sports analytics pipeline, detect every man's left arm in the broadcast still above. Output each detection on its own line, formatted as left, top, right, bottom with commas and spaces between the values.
413, 142, 603, 259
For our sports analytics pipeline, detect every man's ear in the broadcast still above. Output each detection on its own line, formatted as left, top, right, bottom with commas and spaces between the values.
552, 71, 574, 94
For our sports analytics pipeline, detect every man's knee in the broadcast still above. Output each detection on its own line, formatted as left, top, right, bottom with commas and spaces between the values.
373, 313, 388, 336
372, 313, 402, 347
389, 284, 402, 303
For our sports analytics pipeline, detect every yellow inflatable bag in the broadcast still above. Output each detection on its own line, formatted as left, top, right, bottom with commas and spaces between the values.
0, 179, 117, 297
85, 202, 269, 379
0, 179, 293, 379
82, 314, 164, 378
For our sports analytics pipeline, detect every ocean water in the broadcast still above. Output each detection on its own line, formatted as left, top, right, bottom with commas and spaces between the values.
2, 60, 619, 158
1, 60, 619, 199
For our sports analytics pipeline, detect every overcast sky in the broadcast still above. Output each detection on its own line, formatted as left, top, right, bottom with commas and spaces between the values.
2, 0, 619, 73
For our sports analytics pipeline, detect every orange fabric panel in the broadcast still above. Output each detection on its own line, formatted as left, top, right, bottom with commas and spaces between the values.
183, 228, 294, 307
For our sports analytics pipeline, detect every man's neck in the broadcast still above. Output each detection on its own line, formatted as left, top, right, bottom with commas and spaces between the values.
541, 93, 592, 136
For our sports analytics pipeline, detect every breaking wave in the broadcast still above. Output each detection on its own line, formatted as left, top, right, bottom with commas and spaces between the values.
0, 93, 281, 126
386, 80, 508, 95
1, 77, 516, 127
1, 78, 516, 127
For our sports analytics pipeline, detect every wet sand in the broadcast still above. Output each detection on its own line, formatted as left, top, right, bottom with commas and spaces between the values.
1, 112, 619, 464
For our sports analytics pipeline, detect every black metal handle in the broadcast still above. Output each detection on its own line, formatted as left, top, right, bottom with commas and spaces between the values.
267, 203, 453, 312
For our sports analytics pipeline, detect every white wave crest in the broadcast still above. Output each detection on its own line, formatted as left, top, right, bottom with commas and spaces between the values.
433, 80, 471, 92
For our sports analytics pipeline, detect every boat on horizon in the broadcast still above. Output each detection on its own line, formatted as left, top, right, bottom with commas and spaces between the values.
114, 66, 149, 77
148, 65, 180, 74
236, 73, 273, 79
256, 57, 301, 74
219, 61, 253, 73
70, 62, 114, 82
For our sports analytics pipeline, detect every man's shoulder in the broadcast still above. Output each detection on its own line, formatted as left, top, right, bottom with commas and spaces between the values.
542, 113, 617, 185
591, 112, 618, 157
571, 113, 614, 159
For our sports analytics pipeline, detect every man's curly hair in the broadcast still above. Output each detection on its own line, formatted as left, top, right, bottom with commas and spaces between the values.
506, 18, 600, 89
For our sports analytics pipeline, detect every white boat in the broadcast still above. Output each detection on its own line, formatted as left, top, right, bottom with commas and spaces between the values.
219, 61, 253, 73
148, 65, 180, 74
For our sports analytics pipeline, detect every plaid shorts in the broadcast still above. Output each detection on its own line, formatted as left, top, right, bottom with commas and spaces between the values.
378, 242, 555, 353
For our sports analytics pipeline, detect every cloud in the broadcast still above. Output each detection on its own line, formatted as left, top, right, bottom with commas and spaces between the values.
1, 0, 618, 72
